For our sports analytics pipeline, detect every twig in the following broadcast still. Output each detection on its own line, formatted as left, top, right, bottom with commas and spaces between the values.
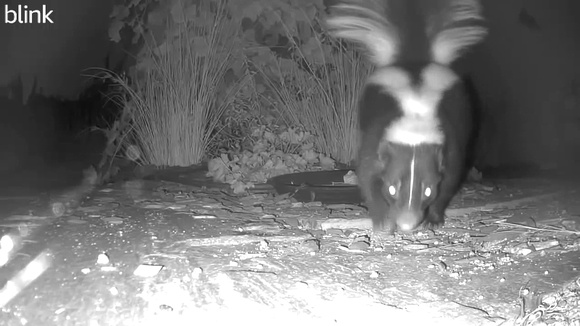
496, 221, 580, 235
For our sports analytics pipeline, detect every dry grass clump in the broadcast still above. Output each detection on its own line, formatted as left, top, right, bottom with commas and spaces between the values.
103, 0, 248, 168
259, 18, 372, 165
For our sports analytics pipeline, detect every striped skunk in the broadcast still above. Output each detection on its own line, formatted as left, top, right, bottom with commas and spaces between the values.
326, 0, 487, 232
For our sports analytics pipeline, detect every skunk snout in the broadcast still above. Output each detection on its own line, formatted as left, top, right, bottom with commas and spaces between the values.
395, 210, 423, 232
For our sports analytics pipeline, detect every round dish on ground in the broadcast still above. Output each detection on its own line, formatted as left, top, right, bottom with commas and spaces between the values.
268, 170, 362, 205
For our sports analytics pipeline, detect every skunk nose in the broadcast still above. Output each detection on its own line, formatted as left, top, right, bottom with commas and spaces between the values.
396, 211, 422, 232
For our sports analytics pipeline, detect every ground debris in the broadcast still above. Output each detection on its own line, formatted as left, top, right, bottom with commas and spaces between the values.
134, 264, 164, 277
169, 232, 314, 247
3, 172, 578, 326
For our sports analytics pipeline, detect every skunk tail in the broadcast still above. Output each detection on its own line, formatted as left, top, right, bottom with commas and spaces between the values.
326, 0, 487, 67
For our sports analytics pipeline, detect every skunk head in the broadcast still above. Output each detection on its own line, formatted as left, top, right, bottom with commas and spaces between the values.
376, 142, 442, 231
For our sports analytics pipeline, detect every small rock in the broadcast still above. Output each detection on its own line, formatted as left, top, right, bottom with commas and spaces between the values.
192, 267, 203, 279
542, 295, 557, 306
102, 217, 124, 225
325, 228, 344, 236
77, 205, 108, 213
193, 215, 217, 219
259, 240, 269, 251
143, 204, 165, 209
530, 240, 560, 251
511, 244, 533, 256
304, 202, 323, 208
404, 243, 429, 251
521, 288, 530, 296
349, 241, 370, 251
326, 204, 349, 210
97, 253, 110, 265
432, 261, 447, 272
133, 264, 164, 277
159, 304, 173, 312
109, 287, 119, 296
67, 218, 87, 224
167, 205, 187, 211
280, 217, 299, 228
249, 206, 264, 213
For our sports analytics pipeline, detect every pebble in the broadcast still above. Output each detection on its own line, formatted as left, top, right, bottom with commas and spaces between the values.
97, 253, 110, 265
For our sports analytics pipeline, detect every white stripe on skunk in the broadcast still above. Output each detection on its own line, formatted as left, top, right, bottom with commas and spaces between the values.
368, 64, 459, 145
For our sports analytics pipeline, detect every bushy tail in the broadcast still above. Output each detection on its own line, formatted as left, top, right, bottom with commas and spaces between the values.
326, 0, 399, 67
326, 0, 487, 67
426, 0, 488, 65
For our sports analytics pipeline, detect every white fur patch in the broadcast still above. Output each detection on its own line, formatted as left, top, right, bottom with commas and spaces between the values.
369, 65, 459, 146
428, 0, 488, 65
326, 2, 398, 66
386, 115, 444, 145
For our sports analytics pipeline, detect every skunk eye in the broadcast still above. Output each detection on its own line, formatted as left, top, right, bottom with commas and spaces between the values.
424, 187, 432, 197
388, 185, 397, 196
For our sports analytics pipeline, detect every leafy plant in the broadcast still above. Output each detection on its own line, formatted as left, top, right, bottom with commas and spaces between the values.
207, 123, 335, 193
246, 9, 372, 165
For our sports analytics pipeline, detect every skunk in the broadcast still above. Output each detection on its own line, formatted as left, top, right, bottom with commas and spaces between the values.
326, 0, 487, 232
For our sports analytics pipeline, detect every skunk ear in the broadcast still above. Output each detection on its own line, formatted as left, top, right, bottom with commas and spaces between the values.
326, 1, 399, 67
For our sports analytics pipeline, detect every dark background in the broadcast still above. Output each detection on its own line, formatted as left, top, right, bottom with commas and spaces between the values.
1, 0, 580, 186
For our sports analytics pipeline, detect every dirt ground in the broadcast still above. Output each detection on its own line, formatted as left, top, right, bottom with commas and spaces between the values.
0, 167, 579, 326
